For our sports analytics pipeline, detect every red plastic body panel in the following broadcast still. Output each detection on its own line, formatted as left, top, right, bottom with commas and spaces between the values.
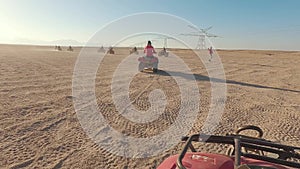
157, 152, 234, 169
157, 153, 293, 169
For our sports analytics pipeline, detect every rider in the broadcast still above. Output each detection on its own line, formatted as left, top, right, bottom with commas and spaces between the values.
208, 46, 213, 61
138, 40, 158, 72
144, 40, 156, 56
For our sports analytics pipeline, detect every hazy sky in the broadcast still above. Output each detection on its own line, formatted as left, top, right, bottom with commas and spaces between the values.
1, 0, 300, 50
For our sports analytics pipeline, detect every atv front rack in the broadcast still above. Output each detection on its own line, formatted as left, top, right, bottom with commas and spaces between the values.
177, 134, 300, 169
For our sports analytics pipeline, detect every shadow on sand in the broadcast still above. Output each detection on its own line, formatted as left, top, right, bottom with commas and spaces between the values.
156, 70, 300, 93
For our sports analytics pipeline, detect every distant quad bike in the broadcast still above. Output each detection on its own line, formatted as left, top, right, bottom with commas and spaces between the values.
130, 47, 139, 54
138, 56, 158, 73
98, 46, 105, 53
158, 48, 169, 57
57, 46, 62, 51
108, 47, 115, 54
157, 125, 300, 169
67, 46, 73, 51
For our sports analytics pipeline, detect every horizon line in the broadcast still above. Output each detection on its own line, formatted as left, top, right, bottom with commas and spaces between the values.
1, 43, 299, 52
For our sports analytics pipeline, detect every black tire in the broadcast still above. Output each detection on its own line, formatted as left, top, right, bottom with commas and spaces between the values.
138, 62, 144, 72
153, 68, 158, 73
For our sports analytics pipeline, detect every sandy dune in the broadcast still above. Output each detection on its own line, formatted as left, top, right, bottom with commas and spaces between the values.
0, 45, 299, 168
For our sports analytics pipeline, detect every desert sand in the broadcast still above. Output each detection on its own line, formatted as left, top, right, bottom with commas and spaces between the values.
0, 44, 299, 169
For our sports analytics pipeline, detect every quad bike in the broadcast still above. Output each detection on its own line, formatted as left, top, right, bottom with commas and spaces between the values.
57, 46, 62, 51
98, 47, 105, 53
158, 49, 169, 57
130, 47, 139, 54
157, 125, 300, 169
138, 55, 158, 73
108, 47, 115, 54
67, 46, 73, 52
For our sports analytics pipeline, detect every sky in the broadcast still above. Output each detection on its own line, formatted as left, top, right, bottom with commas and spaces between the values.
1, 0, 300, 50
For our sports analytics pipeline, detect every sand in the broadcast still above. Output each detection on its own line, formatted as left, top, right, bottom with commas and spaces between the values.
0, 44, 299, 169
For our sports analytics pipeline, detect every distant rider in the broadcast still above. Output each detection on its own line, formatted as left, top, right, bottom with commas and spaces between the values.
208, 46, 213, 61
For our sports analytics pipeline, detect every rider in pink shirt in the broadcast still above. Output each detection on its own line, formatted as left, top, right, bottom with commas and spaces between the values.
144, 41, 156, 56
138, 40, 159, 72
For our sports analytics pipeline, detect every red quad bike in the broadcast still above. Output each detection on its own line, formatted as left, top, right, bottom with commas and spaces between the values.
138, 55, 159, 73
157, 125, 300, 169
